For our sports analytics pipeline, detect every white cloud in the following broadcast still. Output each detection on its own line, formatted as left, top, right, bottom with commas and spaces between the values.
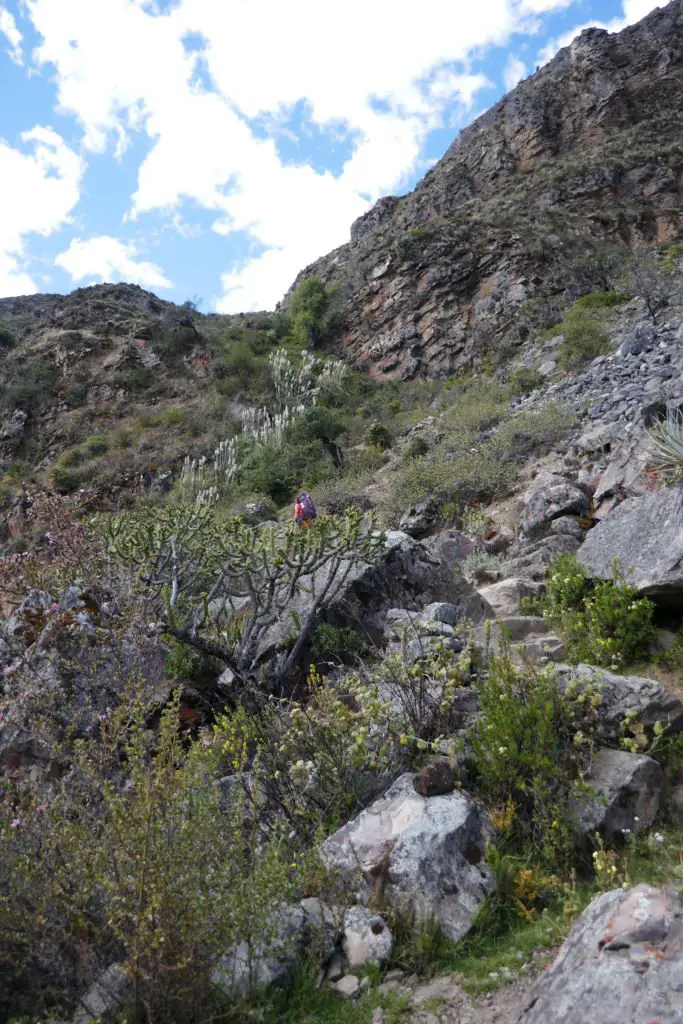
0, 5, 23, 64
25, 0, 537, 310
503, 54, 527, 91
538, 0, 664, 64
0, 127, 83, 297
55, 236, 172, 289
23, 0, 605, 310
520, 0, 575, 10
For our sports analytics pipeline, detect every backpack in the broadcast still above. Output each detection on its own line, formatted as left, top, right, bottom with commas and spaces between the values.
297, 492, 317, 521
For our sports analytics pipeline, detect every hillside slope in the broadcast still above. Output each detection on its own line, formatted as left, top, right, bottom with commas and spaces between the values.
286, 1, 683, 378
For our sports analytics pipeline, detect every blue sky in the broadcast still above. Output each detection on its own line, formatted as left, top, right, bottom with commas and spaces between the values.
0, 0, 666, 312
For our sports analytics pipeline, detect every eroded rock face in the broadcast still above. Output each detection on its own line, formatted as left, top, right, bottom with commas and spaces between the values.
319, 773, 494, 942
283, 4, 683, 380
577, 488, 683, 605
515, 884, 683, 1024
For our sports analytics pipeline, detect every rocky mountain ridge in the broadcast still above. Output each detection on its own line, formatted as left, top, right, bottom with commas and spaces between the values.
286, 0, 683, 379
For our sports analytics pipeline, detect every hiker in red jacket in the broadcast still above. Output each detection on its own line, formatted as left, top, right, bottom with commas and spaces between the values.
294, 491, 317, 527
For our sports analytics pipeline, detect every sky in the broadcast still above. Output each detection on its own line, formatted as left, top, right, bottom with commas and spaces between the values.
0, 0, 667, 313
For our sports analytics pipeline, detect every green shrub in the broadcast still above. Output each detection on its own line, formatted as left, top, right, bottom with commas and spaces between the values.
309, 623, 367, 663
469, 643, 589, 866
212, 340, 268, 397
82, 434, 109, 456
239, 443, 296, 505
0, 692, 299, 1022
2, 358, 58, 413
574, 289, 629, 310
530, 554, 656, 668
119, 366, 155, 391
365, 422, 393, 450
406, 435, 430, 459
52, 464, 92, 494
0, 320, 14, 350
558, 307, 610, 367
288, 278, 330, 350
509, 366, 544, 395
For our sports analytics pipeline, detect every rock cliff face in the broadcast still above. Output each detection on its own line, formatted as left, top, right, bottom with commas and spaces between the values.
286, 1, 683, 379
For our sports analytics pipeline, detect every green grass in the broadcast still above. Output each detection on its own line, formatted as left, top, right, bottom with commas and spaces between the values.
260, 964, 411, 1024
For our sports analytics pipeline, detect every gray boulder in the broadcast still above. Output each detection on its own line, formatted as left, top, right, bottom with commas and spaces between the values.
556, 663, 683, 742
515, 884, 683, 1024
342, 906, 394, 967
399, 498, 439, 538
619, 322, 656, 357
522, 474, 591, 536
477, 578, 544, 617
319, 773, 494, 942
211, 904, 308, 996
71, 964, 133, 1024
569, 747, 663, 845
577, 488, 683, 605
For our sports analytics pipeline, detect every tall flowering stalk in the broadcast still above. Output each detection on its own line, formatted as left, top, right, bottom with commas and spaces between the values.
180, 350, 345, 503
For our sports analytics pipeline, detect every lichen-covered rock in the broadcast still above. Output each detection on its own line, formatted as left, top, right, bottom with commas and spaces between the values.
577, 488, 683, 605
515, 884, 683, 1024
342, 906, 394, 968
569, 747, 663, 845
319, 773, 494, 942
556, 663, 683, 742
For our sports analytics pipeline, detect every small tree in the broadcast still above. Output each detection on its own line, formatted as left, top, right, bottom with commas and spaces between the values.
289, 278, 330, 349
105, 505, 384, 692
625, 247, 681, 324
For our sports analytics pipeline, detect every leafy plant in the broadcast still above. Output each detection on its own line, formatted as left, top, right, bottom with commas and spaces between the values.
104, 504, 384, 689
528, 554, 655, 668
365, 422, 393, 450
557, 306, 610, 367
0, 691, 299, 1022
309, 623, 367, 663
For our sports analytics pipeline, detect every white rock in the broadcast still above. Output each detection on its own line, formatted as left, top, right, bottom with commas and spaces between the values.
342, 906, 394, 967
320, 774, 494, 942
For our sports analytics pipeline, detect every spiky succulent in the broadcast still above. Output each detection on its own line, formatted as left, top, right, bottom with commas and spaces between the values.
646, 410, 683, 481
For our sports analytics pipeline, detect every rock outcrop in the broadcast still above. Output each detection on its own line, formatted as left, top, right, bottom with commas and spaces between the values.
285, 3, 683, 379
577, 488, 683, 605
515, 884, 683, 1024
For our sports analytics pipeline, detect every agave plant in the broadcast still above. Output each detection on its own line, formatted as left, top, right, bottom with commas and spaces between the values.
647, 410, 683, 482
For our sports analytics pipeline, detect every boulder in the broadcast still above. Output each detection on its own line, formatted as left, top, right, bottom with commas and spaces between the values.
515, 884, 683, 1024
71, 964, 133, 1024
211, 904, 308, 996
619, 322, 656, 357
399, 498, 439, 538
342, 906, 394, 967
413, 758, 460, 797
522, 476, 591, 536
556, 663, 683, 742
319, 773, 494, 942
569, 747, 664, 845
577, 489, 683, 605
477, 578, 544, 617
